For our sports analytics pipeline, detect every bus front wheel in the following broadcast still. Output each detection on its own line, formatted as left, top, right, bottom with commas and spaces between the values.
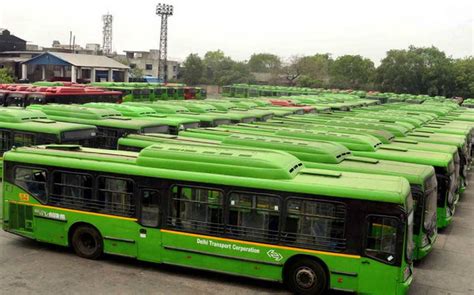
71, 225, 103, 259
285, 258, 328, 295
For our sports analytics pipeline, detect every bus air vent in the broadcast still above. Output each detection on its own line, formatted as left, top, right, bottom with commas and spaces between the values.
45, 144, 82, 151
301, 169, 342, 178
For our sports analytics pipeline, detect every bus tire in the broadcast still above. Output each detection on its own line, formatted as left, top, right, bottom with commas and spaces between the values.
71, 224, 103, 260
285, 258, 328, 295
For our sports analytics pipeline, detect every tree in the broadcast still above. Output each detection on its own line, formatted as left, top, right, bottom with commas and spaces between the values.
282, 56, 304, 86
376, 46, 454, 96
248, 53, 282, 73
200, 50, 255, 86
130, 67, 144, 79
0, 68, 14, 83
296, 54, 333, 88
330, 55, 375, 89
452, 57, 474, 98
181, 53, 204, 85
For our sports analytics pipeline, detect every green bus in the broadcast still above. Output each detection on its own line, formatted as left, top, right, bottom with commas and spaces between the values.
203, 124, 457, 229
0, 107, 97, 174
197, 100, 275, 122
118, 132, 437, 260
83, 103, 201, 135
2, 143, 414, 294
176, 102, 258, 124
124, 102, 232, 127
27, 104, 170, 149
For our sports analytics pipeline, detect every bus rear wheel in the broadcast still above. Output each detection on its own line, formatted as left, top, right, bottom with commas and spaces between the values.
71, 225, 103, 259
285, 258, 327, 295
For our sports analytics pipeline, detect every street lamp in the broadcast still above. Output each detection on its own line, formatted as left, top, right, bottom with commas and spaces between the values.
156, 3, 173, 83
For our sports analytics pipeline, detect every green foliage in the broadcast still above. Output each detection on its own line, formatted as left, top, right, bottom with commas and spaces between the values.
376, 46, 454, 96
248, 53, 281, 73
330, 55, 375, 90
200, 50, 254, 86
182, 53, 204, 85
0, 68, 14, 83
174, 47, 471, 98
130, 67, 144, 78
298, 54, 332, 86
452, 57, 474, 98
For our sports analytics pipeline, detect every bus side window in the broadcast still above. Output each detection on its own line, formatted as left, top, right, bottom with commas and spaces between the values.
227, 192, 280, 242
365, 215, 399, 264
14, 167, 47, 203
282, 198, 346, 251
50, 171, 93, 210
140, 189, 160, 227
0, 130, 12, 153
13, 132, 35, 147
169, 185, 223, 234
98, 177, 135, 217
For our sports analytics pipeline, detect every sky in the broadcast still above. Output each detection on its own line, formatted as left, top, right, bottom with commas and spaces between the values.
0, 0, 472, 64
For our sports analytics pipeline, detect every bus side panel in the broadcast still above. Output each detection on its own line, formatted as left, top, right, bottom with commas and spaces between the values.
4, 183, 141, 257
160, 230, 360, 291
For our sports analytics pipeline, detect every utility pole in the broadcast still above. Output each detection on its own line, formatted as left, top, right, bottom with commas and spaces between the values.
156, 3, 173, 83
102, 14, 113, 55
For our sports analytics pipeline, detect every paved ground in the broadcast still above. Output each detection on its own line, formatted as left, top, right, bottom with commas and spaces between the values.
0, 174, 473, 294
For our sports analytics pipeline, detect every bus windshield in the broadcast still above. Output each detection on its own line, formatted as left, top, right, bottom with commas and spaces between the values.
61, 129, 97, 141
424, 176, 438, 233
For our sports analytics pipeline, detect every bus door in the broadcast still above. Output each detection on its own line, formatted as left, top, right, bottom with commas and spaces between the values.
358, 214, 402, 293
137, 188, 163, 263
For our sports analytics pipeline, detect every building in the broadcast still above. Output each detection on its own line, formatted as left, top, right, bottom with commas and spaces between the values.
43, 41, 102, 55
20, 52, 130, 83
123, 49, 179, 80
86, 43, 101, 53
0, 51, 40, 80
0, 29, 26, 52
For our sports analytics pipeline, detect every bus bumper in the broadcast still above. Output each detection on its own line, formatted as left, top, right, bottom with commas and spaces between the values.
437, 207, 454, 229
415, 232, 438, 260
396, 274, 413, 295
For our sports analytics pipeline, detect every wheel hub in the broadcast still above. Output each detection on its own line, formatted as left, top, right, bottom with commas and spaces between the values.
295, 267, 316, 289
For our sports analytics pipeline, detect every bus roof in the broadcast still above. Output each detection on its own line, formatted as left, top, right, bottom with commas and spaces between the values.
119, 133, 434, 185
83, 103, 201, 126
27, 104, 170, 131
0, 107, 97, 134
5, 144, 410, 204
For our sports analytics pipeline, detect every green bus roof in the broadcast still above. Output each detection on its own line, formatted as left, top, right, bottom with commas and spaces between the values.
0, 107, 97, 135
119, 133, 433, 185
4, 145, 410, 204
27, 104, 170, 132
83, 103, 201, 127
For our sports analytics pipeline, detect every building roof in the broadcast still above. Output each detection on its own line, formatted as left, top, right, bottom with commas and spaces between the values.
0, 29, 26, 42
23, 52, 129, 70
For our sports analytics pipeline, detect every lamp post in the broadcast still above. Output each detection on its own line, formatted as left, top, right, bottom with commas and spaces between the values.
156, 3, 173, 83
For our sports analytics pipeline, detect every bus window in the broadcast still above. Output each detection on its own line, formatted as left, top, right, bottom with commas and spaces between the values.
140, 189, 160, 227
366, 215, 399, 264
98, 177, 135, 217
169, 186, 223, 234
282, 199, 346, 251
13, 132, 35, 147
227, 192, 280, 242
50, 171, 93, 210
96, 128, 121, 149
0, 130, 12, 153
14, 167, 47, 202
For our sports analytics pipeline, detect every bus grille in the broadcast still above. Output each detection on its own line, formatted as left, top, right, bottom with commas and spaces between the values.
9, 203, 33, 232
